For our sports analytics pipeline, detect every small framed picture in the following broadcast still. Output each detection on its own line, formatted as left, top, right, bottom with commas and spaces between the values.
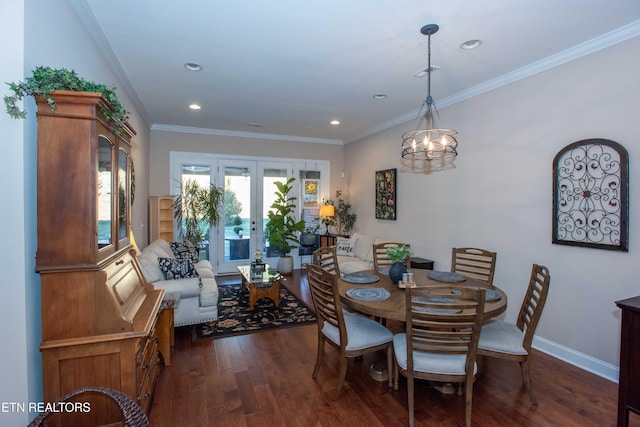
303, 179, 320, 207
375, 168, 396, 220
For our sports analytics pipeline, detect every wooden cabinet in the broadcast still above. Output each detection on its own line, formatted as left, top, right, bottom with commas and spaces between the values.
149, 195, 175, 242
35, 91, 164, 425
616, 296, 640, 427
319, 234, 348, 247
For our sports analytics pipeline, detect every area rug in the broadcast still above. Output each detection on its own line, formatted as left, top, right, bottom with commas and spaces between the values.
193, 281, 317, 340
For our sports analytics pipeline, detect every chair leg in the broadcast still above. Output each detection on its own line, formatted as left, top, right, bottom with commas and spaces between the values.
407, 374, 415, 427
386, 346, 393, 388
393, 362, 399, 390
333, 356, 348, 401
520, 358, 538, 405
312, 335, 324, 379
464, 377, 474, 427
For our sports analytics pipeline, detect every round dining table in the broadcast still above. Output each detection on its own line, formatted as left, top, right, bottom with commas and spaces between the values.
338, 268, 507, 322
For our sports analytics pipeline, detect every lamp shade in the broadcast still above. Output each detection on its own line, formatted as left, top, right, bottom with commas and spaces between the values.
319, 205, 335, 217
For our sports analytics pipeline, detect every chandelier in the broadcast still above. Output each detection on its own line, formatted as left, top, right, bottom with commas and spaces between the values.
401, 24, 458, 161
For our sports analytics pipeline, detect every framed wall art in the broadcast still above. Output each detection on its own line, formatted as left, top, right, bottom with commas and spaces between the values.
375, 168, 396, 220
552, 138, 629, 251
303, 179, 320, 207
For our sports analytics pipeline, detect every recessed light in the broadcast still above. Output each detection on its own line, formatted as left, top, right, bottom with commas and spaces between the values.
373, 94, 387, 100
189, 103, 201, 110
330, 120, 340, 126
460, 39, 482, 50
184, 62, 203, 71
246, 123, 263, 127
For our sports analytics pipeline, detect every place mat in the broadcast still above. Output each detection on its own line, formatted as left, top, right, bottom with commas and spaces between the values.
453, 286, 501, 301
346, 287, 390, 302
428, 271, 467, 282
414, 297, 462, 314
342, 272, 380, 284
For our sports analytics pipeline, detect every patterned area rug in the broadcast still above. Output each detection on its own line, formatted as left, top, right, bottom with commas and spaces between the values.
193, 282, 317, 340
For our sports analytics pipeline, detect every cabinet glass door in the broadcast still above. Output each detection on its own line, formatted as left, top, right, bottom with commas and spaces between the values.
97, 136, 113, 249
117, 147, 130, 243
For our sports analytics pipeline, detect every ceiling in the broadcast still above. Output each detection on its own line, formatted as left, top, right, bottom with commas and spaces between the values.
80, 0, 640, 145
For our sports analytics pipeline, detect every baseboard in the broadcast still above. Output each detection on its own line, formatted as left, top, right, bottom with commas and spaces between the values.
533, 335, 619, 383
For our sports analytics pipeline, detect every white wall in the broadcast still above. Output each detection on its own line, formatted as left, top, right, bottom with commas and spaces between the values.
0, 1, 150, 425
345, 36, 640, 379
0, 2, 30, 426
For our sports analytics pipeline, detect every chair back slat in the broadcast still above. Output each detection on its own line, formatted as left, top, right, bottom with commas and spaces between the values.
517, 264, 551, 350
306, 263, 345, 336
313, 246, 341, 276
451, 247, 497, 285
373, 242, 411, 271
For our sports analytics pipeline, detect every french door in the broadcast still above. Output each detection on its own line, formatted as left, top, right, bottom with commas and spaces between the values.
171, 152, 329, 274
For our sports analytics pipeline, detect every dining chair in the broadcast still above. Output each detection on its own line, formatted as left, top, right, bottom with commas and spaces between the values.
451, 247, 497, 286
477, 263, 550, 404
393, 285, 486, 427
312, 245, 341, 277
373, 242, 411, 272
306, 263, 394, 400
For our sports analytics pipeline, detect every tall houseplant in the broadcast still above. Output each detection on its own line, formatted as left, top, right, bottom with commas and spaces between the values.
173, 179, 225, 252
265, 177, 306, 274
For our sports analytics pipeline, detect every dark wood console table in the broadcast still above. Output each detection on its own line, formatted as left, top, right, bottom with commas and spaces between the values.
616, 296, 640, 426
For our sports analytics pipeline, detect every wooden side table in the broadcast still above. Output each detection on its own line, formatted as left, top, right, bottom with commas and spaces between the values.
157, 294, 179, 366
616, 296, 640, 426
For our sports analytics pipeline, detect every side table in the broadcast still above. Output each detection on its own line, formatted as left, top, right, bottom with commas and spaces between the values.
157, 293, 180, 366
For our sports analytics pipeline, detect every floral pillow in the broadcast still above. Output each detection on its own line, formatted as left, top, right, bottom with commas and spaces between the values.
336, 236, 357, 257
170, 241, 200, 263
158, 257, 199, 280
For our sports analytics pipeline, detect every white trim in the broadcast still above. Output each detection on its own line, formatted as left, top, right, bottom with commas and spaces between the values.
532, 336, 619, 383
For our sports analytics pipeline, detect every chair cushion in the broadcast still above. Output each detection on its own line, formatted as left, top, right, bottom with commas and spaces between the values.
322, 312, 392, 351
136, 251, 164, 283
478, 320, 527, 355
393, 333, 477, 376
158, 257, 199, 281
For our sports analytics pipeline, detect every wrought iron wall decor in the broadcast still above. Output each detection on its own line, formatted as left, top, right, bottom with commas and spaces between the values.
552, 138, 628, 251
375, 168, 396, 220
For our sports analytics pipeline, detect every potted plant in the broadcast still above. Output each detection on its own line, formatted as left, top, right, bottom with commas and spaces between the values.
265, 177, 306, 274
301, 223, 320, 247
386, 245, 412, 284
4, 66, 129, 133
173, 179, 224, 257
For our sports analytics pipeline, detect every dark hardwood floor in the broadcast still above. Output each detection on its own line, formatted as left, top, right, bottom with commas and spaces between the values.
149, 269, 621, 426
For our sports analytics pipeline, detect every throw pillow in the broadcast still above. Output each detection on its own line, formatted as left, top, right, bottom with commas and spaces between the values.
336, 236, 357, 257
170, 241, 200, 262
158, 257, 200, 280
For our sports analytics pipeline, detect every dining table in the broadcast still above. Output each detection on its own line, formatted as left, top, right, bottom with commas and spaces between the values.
338, 268, 508, 393
338, 268, 508, 323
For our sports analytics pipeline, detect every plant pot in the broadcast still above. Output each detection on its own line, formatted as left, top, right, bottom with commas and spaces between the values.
389, 262, 407, 285
300, 233, 317, 247
277, 256, 294, 275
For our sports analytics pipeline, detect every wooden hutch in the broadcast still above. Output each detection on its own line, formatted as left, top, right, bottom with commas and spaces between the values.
35, 91, 164, 425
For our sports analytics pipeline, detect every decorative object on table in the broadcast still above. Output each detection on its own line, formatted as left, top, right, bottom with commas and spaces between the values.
552, 138, 629, 252
385, 244, 412, 284
375, 168, 397, 220
3, 65, 129, 134
342, 272, 380, 284
265, 177, 306, 274
401, 24, 459, 162
173, 178, 224, 249
428, 271, 467, 282
193, 281, 316, 340
301, 223, 320, 246
320, 190, 357, 235
319, 204, 335, 234
346, 287, 391, 302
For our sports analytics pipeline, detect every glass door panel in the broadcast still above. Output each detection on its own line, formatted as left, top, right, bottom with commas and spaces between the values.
97, 136, 113, 249
262, 167, 289, 258
117, 147, 129, 243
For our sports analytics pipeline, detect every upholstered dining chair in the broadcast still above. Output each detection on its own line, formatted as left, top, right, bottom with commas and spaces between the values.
312, 246, 341, 277
393, 285, 486, 427
451, 247, 497, 286
477, 263, 550, 405
373, 242, 411, 272
306, 263, 394, 400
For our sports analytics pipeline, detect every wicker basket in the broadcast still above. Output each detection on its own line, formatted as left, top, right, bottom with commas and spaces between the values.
28, 386, 149, 427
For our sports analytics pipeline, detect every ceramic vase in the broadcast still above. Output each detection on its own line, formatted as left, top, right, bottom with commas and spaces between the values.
389, 262, 407, 284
